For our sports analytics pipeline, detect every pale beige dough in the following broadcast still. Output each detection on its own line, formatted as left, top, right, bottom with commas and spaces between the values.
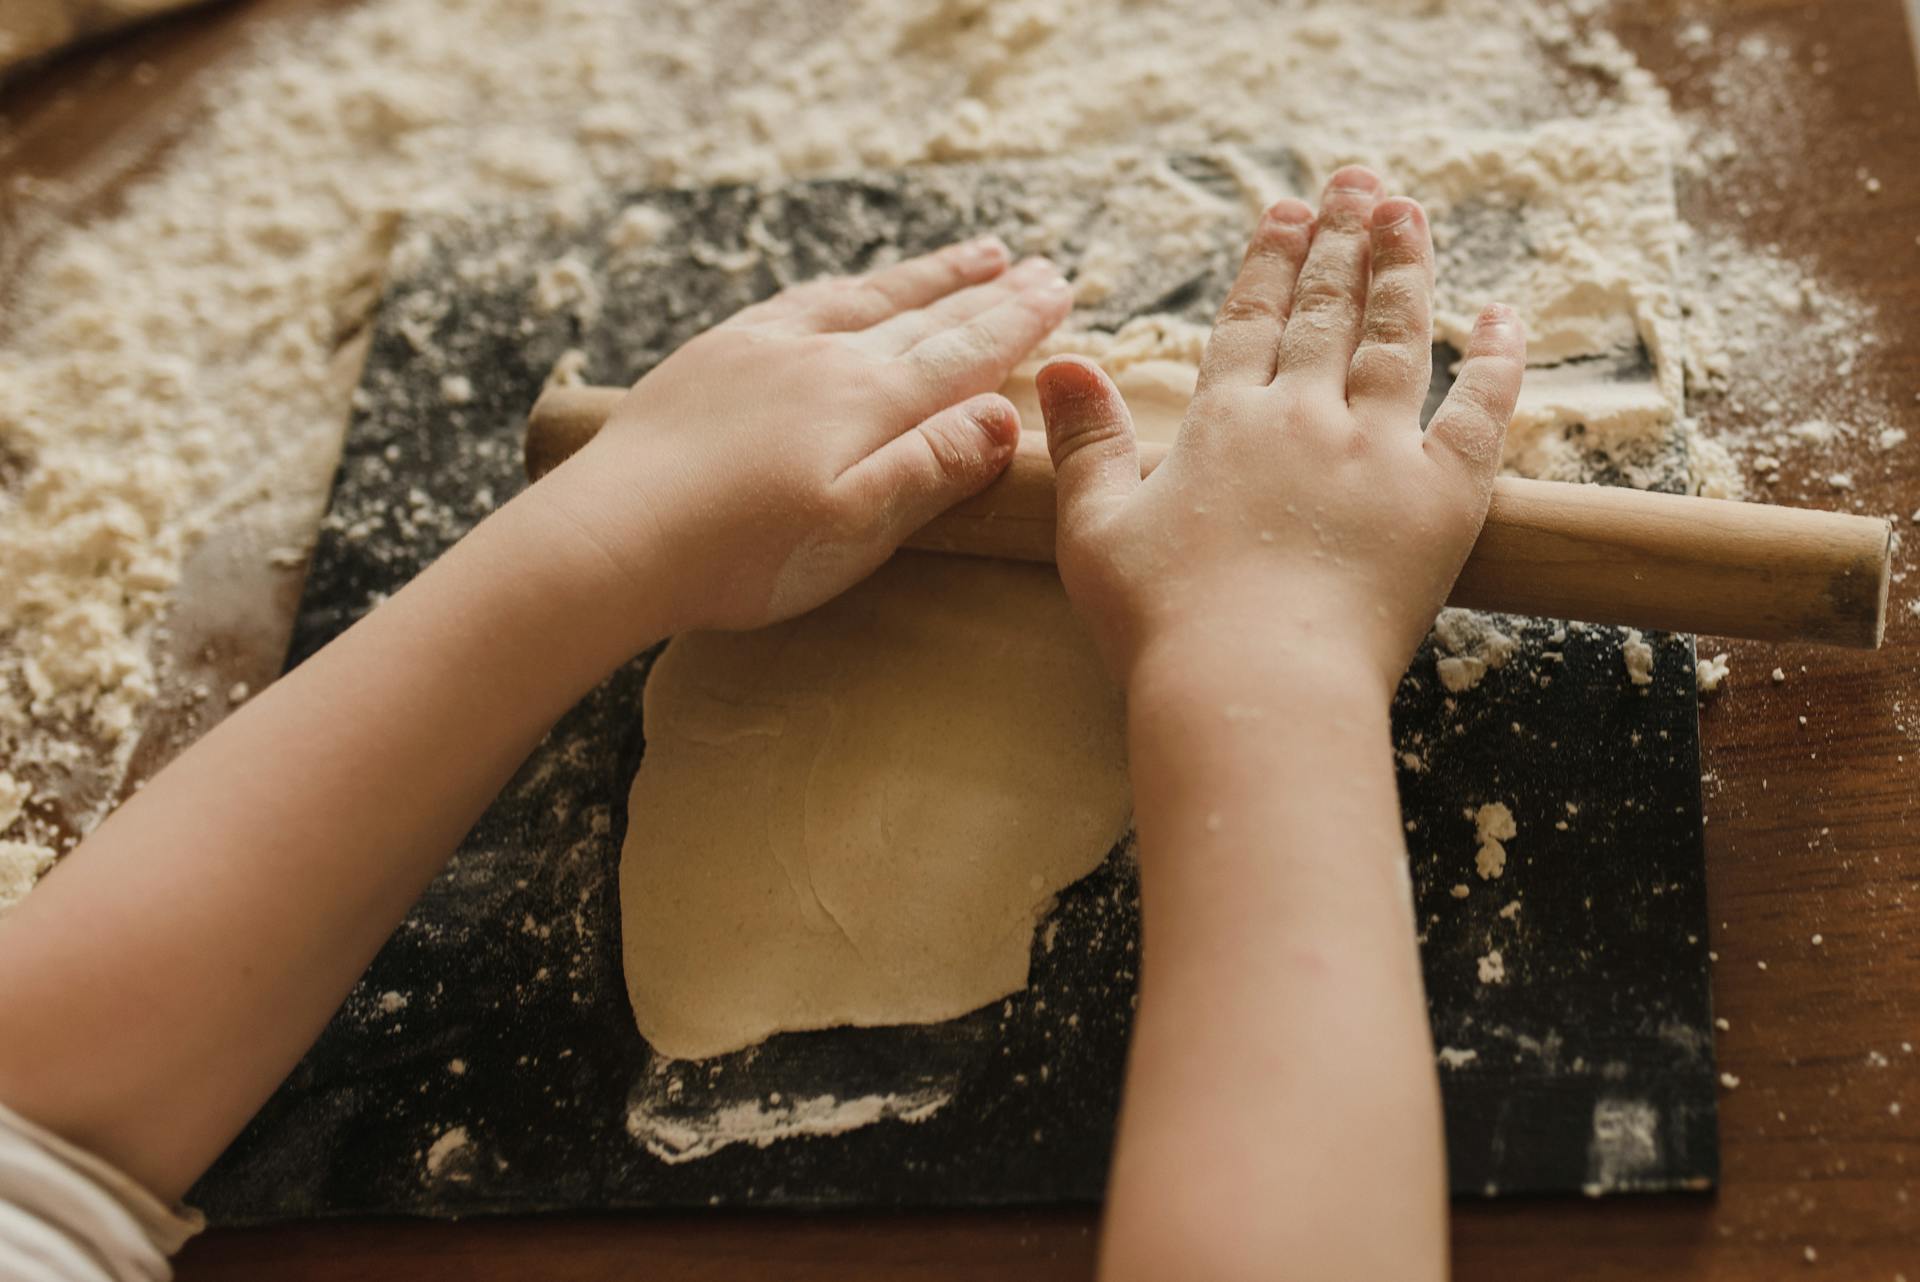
620, 553, 1132, 1061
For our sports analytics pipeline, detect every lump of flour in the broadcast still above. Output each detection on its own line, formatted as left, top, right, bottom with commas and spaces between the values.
1431, 609, 1519, 693
1695, 652, 1730, 694
1477, 948, 1507, 985
1473, 802, 1518, 880
0, 840, 56, 912
1623, 629, 1656, 686
0, 772, 53, 911
531, 254, 602, 326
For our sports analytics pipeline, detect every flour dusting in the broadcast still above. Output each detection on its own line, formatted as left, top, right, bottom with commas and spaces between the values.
627, 1088, 951, 1165
0, 0, 1895, 904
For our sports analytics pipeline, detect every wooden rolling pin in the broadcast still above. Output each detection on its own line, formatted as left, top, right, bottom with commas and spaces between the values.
527, 385, 1891, 649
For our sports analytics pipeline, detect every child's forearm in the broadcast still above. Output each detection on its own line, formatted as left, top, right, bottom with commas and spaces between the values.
0, 478, 658, 1201
1100, 635, 1445, 1282
0, 238, 1066, 1204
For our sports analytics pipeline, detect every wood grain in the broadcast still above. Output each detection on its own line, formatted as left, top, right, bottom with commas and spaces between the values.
3, 0, 1917, 1277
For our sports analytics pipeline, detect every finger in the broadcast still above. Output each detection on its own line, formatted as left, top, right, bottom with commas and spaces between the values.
1347, 197, 1436, 417
893, 272, 1073, 418
1195, 199, 1315, 391
1424, 304, 1526, 489
742, 236, 1011, 332
861, 256, 1062, 353
1036, 356, 1140, 536
1273, 165, 1384, 387
836, 393, 1022, 545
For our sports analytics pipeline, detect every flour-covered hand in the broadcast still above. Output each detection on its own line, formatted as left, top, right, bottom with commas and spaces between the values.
535, 238, 1072, 634
1037, 166, 1526, 697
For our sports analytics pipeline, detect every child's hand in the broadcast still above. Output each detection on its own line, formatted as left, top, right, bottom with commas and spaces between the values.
539, 237, 1071, 633
1036, 167, 1525, 698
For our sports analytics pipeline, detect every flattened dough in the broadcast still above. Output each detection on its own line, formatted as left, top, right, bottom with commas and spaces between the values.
620, 554, 1131, 1061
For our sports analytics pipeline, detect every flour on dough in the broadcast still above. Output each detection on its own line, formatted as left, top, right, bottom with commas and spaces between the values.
619, 554, 1131, 1061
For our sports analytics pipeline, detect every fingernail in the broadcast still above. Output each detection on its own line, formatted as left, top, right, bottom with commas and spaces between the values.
1373, 198, 1415, 229
1264, 199, 1313, 225
1039, 274, 1072, 298
1328, 164, 1380, 194
955, 234, 1008, 265
1008, 256, 1054, 281
1477, 302, 1519, 333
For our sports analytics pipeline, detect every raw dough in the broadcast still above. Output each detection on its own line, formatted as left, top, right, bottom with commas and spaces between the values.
619, 554, 1131, 1061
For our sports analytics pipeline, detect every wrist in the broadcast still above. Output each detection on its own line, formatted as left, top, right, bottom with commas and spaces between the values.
1125, 621, 1399, 724
468, 468, 685, 679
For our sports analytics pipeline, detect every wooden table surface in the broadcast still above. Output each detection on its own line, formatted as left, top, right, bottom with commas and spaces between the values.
4, 1, 1917, 1277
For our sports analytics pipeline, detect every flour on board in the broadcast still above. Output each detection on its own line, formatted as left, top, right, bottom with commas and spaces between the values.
1473, 802, 1518, 881
626, 1088, 950, 1166
1623, 630, 1656, 686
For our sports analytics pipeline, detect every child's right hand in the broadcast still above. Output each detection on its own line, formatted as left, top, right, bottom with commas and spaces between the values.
1036, 166, 1526, 700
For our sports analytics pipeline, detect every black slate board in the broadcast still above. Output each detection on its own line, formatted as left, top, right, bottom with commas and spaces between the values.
192, 149, 1717, 1222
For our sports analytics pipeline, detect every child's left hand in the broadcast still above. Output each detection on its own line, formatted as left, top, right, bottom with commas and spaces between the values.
531, 237, 1072, 636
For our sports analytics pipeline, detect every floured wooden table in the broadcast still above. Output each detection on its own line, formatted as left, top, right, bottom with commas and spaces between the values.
2, 0, 1917, 1276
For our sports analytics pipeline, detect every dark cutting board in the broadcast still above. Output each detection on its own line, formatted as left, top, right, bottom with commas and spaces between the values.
192, 147, 1717, 1223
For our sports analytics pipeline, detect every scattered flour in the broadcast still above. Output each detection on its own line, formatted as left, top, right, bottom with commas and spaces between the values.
1437, 1047, 1479, 1069
0, 766, 50, 908
1432, 609, 1519, 694
0, 839, 55, 911
1584, 1096, 1659, 1194
1473, 801, 1518, 881
0, 771, 30, 832
0, 0, 1894, 903
422, 1125, 474, 1181
531, 253, 602, 327
626, 1088, 949, 1165
1477, 949, 1507, 985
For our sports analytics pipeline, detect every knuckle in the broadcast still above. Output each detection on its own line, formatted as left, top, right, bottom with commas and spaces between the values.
1215, 292, 1284, 326
1245, 222, 1307, 261
1359, 308, 1426, 353
1369, 231, 1428, 272
921, 418, 980, 482
1366, 273, 1427, 321
1050, 419, 1127, 472
1292, 273, 1358, 314
950, 317, 1001, 357
1317, 209, 1371, 238
1454, 373, 1515, 423
1348, 343, 1418, 390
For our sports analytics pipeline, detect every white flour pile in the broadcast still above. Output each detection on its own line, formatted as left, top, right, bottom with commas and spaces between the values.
0, 0, 1898, 911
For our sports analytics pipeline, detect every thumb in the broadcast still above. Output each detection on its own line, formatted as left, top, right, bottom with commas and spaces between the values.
1035, 356, 1140, 537
1425, 304, 1525, 493
838, 392, 1021, 546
